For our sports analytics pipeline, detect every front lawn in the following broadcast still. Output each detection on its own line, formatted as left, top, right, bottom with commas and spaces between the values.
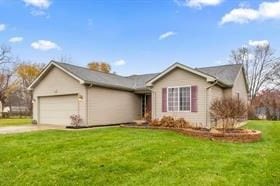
0, 120, 279, 185
0, 117, 32, 127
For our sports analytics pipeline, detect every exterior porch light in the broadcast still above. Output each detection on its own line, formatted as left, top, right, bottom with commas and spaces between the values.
32, 99, 36, 103
78, 95, 83, 101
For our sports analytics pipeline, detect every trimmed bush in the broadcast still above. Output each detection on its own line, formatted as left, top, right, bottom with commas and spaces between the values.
175, 118, 190, 128
149, 116, 191, 128
70, 114, 82, 128
160, 116, 175, 127
150, 119, 160, 126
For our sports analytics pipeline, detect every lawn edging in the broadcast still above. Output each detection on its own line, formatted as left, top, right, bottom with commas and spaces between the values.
120, 124, 262, 143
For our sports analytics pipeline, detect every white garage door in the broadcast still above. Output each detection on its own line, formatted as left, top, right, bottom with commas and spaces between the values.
39, 95, 78, 125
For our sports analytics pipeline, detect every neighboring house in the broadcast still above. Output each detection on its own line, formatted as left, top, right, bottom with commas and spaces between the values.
28, 61, 248, 128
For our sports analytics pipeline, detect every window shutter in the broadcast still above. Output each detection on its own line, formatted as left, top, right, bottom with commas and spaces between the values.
162, 88, 167, 112
191, 86, 198, 112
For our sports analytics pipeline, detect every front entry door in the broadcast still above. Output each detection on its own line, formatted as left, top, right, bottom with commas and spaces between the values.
141, 94, 151, 118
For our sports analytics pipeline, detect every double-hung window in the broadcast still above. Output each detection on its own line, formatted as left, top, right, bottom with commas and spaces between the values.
168, 86, 191, 112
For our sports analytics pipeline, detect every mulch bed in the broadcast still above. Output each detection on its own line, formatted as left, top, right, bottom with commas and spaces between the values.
120, 124, 262, 143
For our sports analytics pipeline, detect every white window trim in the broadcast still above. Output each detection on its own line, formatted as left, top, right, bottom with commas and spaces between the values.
167, 85, 192, 112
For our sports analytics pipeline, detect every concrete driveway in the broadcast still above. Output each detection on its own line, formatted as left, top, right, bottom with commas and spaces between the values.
0, 124, 64, 134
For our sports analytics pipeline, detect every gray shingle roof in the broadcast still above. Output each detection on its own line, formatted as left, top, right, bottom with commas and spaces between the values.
196, 64, 242, 86
54, 61, 242, 91
55, 61, 158, 90
55, 62, 136, 90
126, 73, 159, 89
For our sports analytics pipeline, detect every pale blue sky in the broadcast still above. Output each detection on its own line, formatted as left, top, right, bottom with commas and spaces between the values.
0, 0, 280, 75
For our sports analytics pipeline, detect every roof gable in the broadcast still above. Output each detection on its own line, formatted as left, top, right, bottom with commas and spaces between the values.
28, 61, 85, 90
146, 62, 217, 87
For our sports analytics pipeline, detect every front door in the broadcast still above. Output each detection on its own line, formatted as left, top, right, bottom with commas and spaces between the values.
141, 94, 151, 118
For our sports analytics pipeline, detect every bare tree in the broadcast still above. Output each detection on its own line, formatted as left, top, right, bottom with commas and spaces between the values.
0, 69, 13, 107
254, 89, 280, 120
0, 45, 14, 109
230, 44, 280, 99
15, 62, 44, 114
0, 45, 12, 65
269, 62, 280, 89
55, 54, 72, 63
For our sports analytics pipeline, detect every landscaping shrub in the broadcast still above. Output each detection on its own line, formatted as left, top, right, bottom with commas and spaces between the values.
210, 98, 247, 131
70, 114, 82, 128
174, 118, 191, 128
160, 116, 175, 127
150, 119, 160, 126
149, 116, 191, 128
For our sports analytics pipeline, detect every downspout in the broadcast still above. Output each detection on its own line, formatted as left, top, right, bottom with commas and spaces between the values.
206, 80, 218, 128
87, 83, 94, 126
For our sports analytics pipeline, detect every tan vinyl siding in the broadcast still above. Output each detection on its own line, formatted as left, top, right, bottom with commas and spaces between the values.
232, 70, 248, 103
151, 68, 211, 128
32, 67, 87, 125
222, 70, 248, 103
208, 86, 224, 101
223, 88, 232, 98
207, 85, 224, 127
87, 86, 141, 125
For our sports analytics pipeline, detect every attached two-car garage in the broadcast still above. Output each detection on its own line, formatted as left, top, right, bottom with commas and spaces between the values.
30, 62, 141, 127
38, 95, 78, 126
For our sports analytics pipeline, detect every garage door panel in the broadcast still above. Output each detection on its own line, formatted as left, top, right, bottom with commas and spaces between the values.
39, 95, 78, 125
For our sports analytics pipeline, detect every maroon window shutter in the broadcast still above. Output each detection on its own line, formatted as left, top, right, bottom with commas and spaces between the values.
191, 86, 198, 112
162, 88, 167, 112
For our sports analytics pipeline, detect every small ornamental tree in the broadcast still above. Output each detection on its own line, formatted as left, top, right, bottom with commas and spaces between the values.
70, 114, 82, 128
210, 98, 247, 131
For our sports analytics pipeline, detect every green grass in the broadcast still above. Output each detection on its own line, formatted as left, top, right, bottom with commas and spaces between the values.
0, 120, 279, 185
0, 118, 32, 127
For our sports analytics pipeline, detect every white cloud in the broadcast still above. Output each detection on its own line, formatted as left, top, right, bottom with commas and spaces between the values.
0, 24, 6, 31
187, 0, 223, 8
220, 8, 259, 24
9, 37, 24, 43
31, 9, 47, 16
175, 0, 223, 8
159, 31, 176, 40
259, 1, 280, 18
113, 59, 126, 66
248, 40, 269, 47
220, 0, 280, 25
23, 0, 51, 17
31, 40, 60, 51
23, 0, 51, 9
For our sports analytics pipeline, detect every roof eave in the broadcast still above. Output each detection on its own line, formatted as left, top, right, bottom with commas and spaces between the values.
27, 61, 86, 90
216, 81, 232, 88
146, 62, 217, 87
84, 81, 135, 92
